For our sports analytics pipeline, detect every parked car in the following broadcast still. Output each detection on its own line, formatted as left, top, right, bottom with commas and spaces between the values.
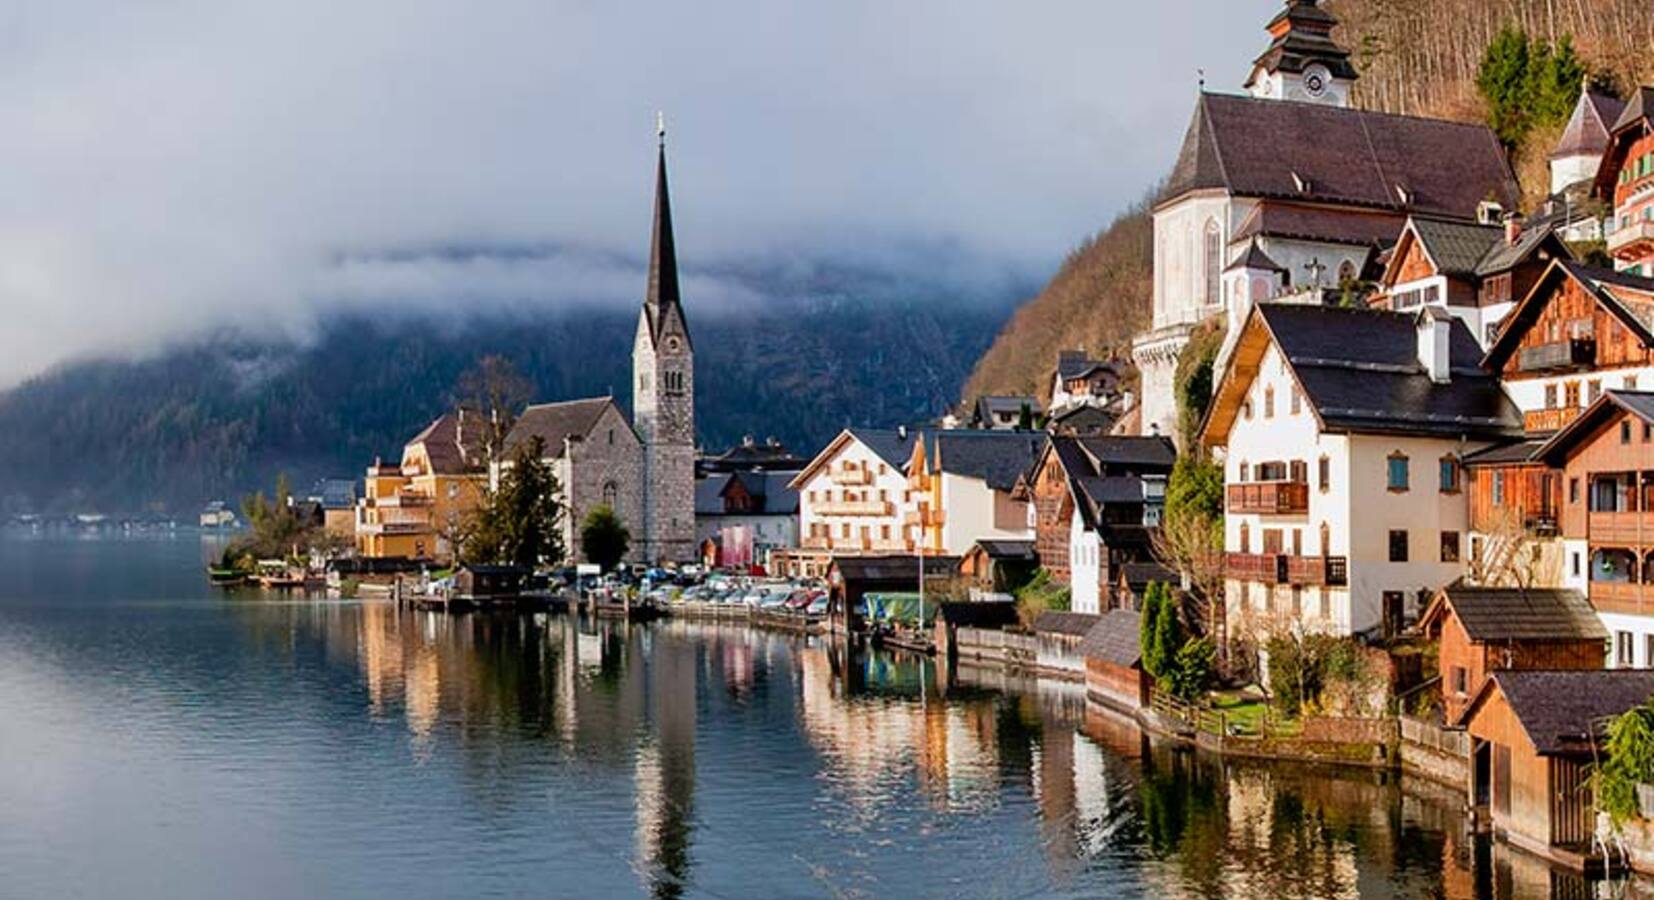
806, 595, 829, 616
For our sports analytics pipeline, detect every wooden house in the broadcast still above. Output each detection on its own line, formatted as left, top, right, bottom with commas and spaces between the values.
959, 539, 1038, 594
1079, 608, 1149, 713
1417, 584, 1606, 725
1533, 389, 1654, 666
1463, 670, 1654, 869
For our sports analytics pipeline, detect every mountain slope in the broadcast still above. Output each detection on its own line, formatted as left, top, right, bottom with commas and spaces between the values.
0, 288, 1014, 515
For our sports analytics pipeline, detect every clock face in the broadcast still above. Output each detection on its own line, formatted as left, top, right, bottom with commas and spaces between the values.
666, 336, 681, 353
1303, 66, 1329, 98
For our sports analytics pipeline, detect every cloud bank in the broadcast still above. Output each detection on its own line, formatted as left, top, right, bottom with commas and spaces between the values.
0, 0, 1274, 383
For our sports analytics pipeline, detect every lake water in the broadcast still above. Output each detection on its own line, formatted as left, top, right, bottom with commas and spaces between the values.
0, 536, 1612, 898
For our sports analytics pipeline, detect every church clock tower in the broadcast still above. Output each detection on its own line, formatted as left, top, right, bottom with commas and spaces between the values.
1244, 0, 1358, 107
633, 117, 696, 564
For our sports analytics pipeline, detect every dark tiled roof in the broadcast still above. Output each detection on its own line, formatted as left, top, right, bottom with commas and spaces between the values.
1485, 670, 1654, 756
936, 601, 1020, 629
694, 471, 801, 516
1474, 222, 1566, 276
974, 395, 1041, 424
1163, 93, 1519, 217
407, 411, 486, 475
1553, 88, 1625, 161
1461, 439, 1546, 466
1057, 350, 1108, 381
1610, 86, 1654, 134
832, 555, 961, 584
1232, 202, 1405, 249
1411, 218, 1502, 277
847, 428, 927, 471
1426, 586, 1605, 642
1249, 1, 1356, 83
974, 539, 1037, 560
1256, 304, 1522, 440
1078, 608, 1143, 668
505, 398, 623, 458
1033, 610, 1102, 638
1225, 239, 1287, 274
1046, 435, 1176, 531
642, 143, 692, 350
1118, 562, 1177, 592
931, 431, 1047, 491
1049, 404, 1119, 435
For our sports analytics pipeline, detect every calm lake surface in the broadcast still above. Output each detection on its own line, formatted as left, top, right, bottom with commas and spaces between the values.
0, 535, 1611, 899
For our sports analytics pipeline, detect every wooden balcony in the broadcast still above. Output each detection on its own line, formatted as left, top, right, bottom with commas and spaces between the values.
1523, 406, 1581, 434
1609, 219, 1654, 259
1588, 510, 1654, 545
815, 500, 893, 517
1591, 580, 1654, 616
1226, 481, 1309, 515
831, 467, 872, 486
904, 508, 945, 527
869, 538, 911, 552
802, 535, 833, 550
1225, 553, 1348, 586
1517, 338, 1594, 373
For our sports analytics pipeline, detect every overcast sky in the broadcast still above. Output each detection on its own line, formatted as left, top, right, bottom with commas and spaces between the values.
0, 0, 1277, 385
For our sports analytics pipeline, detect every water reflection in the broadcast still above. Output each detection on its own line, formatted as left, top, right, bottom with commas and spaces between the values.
0, 537, 1639, 899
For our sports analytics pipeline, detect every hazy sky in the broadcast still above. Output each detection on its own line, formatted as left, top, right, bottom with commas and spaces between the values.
0, 0, 1278, 384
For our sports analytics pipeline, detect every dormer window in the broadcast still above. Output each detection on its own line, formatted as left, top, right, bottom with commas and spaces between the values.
1291, 171, 1311, 194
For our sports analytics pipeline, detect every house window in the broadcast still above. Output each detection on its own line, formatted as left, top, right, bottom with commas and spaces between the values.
1290, 460, 1307, 484
1240, 523, 1250, 554
602, 481, 619, 507
1317, 455, 1330, 492
1319, 522, 1330, 555
1646, 635, 1654, 669
1264, 386, 1275, 419
1291, 585, 1303, 616
608, 429, 614, 445
1619, 632, 1635, 668
1318, 590, 1330, 620
1565, 381, 1581, 407
1387, 453, 1410, 492
1544, 384, 1557, 409
1451, 666, 1468, 696
1471, 536, 1483, 563
1589, 379, 1602, 403
1440, 530, 1460, 563
1492, 471, 1505, 506
1290, 390, 1302, 415
1570, 478, 1580, 504
1239, 462, 1250, 482
1439, 457, 1460, 493
1389, 529, 1408, 562
1628, 375, 1640, 391
1242, 400, 1253, 420
1572, 552, 1581, 577
1203, 219, 1222, 307
1624, 420, 1634, 445
1646, 423, 1653, 443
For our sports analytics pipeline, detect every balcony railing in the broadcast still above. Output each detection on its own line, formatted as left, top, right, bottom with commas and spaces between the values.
1226, 481, 1309, 515
1591, 580, 1654, 616
904, 508, 945, 528
1225, 553, 1349, 586
1608, 220, 1654, 258
1517, 338, 1595, 373
815, 500, 893, 517
830, 467, 872, 486
1524, 406, 1581, 434
1588, 510, 1654, 545
802, 535, 833, 550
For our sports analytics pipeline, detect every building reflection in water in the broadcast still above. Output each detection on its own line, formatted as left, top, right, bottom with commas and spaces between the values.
242, 601, 1637, 900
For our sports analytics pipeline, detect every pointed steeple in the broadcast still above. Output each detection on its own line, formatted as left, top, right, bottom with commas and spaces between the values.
644, 114, 685, 345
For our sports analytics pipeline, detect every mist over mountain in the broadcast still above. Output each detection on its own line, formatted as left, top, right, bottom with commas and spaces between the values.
0, 260, 1021, 515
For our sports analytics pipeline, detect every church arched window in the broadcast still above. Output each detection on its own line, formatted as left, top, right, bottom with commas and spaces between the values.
602, 481, 618, 508
1338, 259, 1357, 285
1203, 219, 1222, 307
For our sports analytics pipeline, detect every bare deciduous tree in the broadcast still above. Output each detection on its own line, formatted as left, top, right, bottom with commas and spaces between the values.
453, 355, 535, 469
1464, 507, 1560, 589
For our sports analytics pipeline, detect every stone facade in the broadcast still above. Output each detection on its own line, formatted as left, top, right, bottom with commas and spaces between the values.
556, 402, 645, 564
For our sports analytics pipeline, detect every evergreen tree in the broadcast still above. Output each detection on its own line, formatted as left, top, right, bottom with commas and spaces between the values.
1139, 582, 1165, 679
462, 436, 565, 569
1477, 24, 1531, 145
581, 504, 631, 573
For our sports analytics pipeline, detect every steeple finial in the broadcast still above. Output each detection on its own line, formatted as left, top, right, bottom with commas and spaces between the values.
657, 110, 666, 147
643, 115, 685, 345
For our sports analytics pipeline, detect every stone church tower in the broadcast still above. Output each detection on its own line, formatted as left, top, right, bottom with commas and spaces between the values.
633, 122, 697, 564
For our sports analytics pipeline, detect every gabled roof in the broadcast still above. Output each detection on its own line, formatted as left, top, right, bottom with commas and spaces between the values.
1461, 439, 1546, 467
1202, 304, 1522, 446
1056, 350, 1112, 381
1418, 584, 1606, 643
505, 397, 629, 458
1594, 87, 1654, 200
789, 427, 927, 488
1162, 92, 1519, 217
1037, 435, 1175, 532
926, 431, 1047, 492
972, 539, 1037, 561
1224, 238, 1287, 274
406, 411, 487, 475
1079, 609, 1143, 668
973, 395, 1040, 424
1535, 390, 1654, 466
1482, 260, 1654, 372
831, 554, 961, 584
1232, 201, 1405, 250
1551, 87, 1625, 161
694, 471, 801, 516
1465, 670, 1654, 756
1610, 86, 1654, 135
935, 600, 1020, 629
1033, 610, 1102, 638
1385, 216, 1569, 288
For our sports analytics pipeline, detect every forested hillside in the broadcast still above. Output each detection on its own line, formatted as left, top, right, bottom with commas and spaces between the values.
963, 0, 1654, 406
0, 288, 1012, 515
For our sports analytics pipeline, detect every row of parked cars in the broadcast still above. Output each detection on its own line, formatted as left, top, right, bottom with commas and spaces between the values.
671, 580, 829, 616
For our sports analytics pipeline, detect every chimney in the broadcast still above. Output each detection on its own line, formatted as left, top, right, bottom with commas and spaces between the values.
898, 425, 908, 440
1122, 389, 1136, 410
1504, 212, 1524, 246
1417, 309, 1452, 384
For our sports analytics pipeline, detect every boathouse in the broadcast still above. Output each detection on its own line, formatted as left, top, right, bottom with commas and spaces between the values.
1462, 670, 1654, 868
1418, 584, 1606, 725
1079, 608, 1148, 713
454, 564, 529, 600
959, 539, 1039, 594
932, 600, 1020, 661
826, 555, 961, 633
1032, 610, 1102, 679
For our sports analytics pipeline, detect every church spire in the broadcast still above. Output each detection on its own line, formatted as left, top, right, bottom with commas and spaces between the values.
644, 113, 682, 341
